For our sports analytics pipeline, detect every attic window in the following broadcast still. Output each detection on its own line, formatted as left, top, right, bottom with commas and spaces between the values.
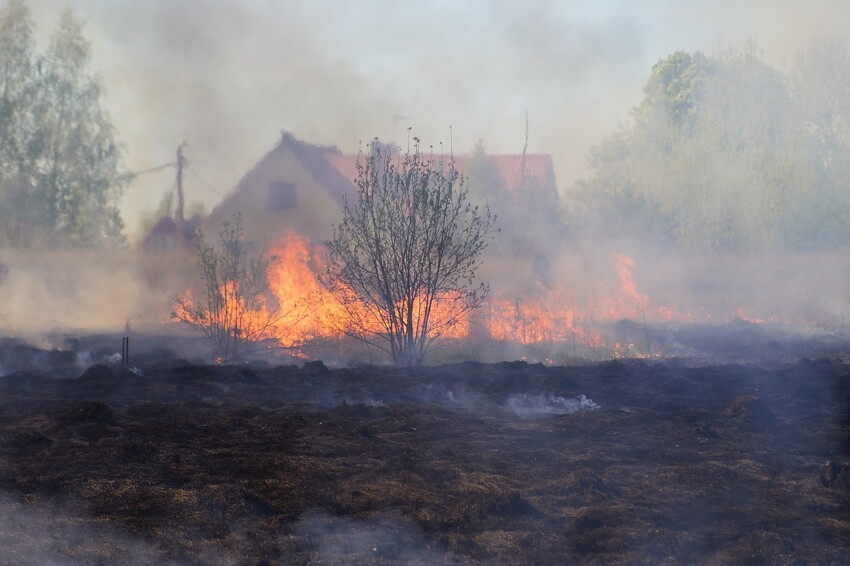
267, 181, 297, 211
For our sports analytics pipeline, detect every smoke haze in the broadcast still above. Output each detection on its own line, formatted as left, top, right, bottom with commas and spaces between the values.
0, 249, 193, 339
1, 1, 848, 351
21, 0, 850, 240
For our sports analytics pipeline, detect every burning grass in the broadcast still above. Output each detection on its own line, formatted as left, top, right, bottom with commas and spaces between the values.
169, 228, 849, 367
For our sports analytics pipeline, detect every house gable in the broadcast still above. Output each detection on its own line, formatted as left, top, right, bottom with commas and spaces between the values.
323, 151, 556, 194
197, 133, 559, 250
202, 133, 357, 246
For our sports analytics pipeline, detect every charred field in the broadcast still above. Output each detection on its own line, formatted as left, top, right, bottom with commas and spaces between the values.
1, 328, 850, 565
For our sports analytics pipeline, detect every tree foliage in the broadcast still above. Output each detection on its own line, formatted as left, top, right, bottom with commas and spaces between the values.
573, 40, 850, 253
786, 37, 850, 249
323, 140, 495, 367
173, 214, 280, 363
0, 2, 126, 249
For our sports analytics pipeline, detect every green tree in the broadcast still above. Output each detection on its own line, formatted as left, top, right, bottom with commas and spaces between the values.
790, 38, 850, 177
0, 3, 126, 248
570, 128, 676, 247
634, 50, 714, 136
0, 0, 35, 246
323, 139, 495, 367
578, 45, 805, 253
32, 7, 126, 246
786, 37, 850, 249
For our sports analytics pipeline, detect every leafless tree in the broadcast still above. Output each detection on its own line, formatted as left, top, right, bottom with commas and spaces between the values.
173, 214, 281, 363
323, 139, 495, 366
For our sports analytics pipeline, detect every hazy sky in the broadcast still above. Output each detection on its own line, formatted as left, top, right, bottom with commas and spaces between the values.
22, 0, 850, 239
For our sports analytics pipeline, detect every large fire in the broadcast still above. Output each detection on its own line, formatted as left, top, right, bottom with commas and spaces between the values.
263, 232, 469, 345
257, 236, 675, 354
178, 231, 837, 362
265, 232, 346, 344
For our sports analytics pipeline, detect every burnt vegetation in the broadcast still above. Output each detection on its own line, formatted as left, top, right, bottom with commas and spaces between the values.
1, 336, 850, 563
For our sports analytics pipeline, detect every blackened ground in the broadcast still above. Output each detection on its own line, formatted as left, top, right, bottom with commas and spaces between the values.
0, 337, 849, 564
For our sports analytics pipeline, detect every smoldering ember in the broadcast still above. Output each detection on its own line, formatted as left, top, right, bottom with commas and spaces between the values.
3, 2, 850, 563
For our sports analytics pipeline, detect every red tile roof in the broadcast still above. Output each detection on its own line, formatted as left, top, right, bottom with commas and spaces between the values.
324, 153, 359, 192
455, 154, 555, 192
325, 152, 555, 193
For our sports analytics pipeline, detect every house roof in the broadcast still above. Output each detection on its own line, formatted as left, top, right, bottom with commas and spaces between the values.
324, 151, 555, 193
206, 132, 357, 223
453, 154, 555, 192
207, 132, 556, 222
144, 133, 556, 250
323, 152, 359, 197
279, 132, 356, 207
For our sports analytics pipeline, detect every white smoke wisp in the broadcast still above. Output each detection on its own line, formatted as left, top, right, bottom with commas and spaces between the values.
294, 509, 454, 564
0, 248, 194, 340
0, 492, 190, 565
337, 396, 384, 408
408, 382, 490, 412
506, 393, 600, 417
411, 382, 459, 405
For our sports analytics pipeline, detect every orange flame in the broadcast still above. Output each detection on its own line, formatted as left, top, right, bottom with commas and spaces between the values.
486, 286, 601, 346
179, 230, 819, 361
266, 232, 347, 343
264, 231, 468, 344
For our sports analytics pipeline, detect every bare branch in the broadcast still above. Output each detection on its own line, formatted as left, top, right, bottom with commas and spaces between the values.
324, 140, 496, 366
173, 213, 284, 363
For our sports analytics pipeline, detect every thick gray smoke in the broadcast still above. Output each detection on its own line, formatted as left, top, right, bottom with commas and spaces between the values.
17, 0, 848, 241
4, 1, 850, 348
0, 249, 194, 340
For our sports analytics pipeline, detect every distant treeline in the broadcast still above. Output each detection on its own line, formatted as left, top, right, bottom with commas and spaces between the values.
569, 40, 850, 253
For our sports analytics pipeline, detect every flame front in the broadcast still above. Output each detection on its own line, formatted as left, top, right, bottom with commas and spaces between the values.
266, 231, 346, 344
265, 232, 468, 343
180, 230, 822, 361
487, 287, 600, 346
260, 237, 664, 352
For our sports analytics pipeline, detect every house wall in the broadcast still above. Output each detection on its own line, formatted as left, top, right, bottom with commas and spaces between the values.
203, 144, 346, 248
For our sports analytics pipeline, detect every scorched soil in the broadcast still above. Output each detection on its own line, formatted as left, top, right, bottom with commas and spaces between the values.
0, 337, 849, 564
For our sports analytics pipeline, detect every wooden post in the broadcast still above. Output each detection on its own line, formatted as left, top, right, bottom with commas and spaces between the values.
121, 336, 129, 368
175, 141, 187, 244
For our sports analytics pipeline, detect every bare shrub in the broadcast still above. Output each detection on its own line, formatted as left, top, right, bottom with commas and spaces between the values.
173, 214, 281, 363
323, 139, 496, 367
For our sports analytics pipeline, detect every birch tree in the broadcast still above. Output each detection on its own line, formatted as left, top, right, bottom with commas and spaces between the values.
0, 3, 126, 248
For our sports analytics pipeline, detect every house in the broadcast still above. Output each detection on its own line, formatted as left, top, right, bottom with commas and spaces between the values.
199, 131, 560, 250
202, 131, 356, 247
